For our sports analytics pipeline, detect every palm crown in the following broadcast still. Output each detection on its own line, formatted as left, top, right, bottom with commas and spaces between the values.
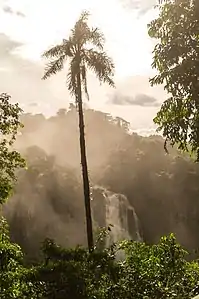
42, 11, 115, 101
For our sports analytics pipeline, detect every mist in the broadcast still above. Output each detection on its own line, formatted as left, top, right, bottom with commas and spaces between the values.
3, 107, 130, 259
2, 106, 199, 261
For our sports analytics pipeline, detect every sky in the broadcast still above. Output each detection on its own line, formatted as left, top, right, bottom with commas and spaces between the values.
0, 0, 166, 134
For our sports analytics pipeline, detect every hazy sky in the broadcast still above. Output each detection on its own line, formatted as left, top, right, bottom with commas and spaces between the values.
0, 0, 166, 133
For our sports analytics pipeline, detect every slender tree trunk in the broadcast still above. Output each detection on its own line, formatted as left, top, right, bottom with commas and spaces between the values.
76, 65, 94, 252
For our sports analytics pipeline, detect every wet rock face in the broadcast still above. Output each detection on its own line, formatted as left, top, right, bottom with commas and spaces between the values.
91, 186, 143, 245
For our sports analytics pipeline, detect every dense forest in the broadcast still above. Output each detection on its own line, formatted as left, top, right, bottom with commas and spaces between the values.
2, 0, 199, 298
3, 107, 199, 260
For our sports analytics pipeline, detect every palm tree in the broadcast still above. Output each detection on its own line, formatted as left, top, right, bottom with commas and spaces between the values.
42, 11, 115, 252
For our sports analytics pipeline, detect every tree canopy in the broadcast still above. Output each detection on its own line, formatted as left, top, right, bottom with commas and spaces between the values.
148, 0, 199, 159
0, 93, 25, 204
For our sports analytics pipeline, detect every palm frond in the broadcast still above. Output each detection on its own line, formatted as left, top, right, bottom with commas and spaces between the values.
42, 40, 74, 59
67, 70, 77, 98
42, 55, 65, 80
81, 64, 89, 100
78, 10, 90, 23
84, 49, 115, 87
62, 38, 76, 56
70, 10, 93, 48
42, 44, 65, 59
71, 22, 90, 47
88, 27, 105, 50
67, 57, 78, 101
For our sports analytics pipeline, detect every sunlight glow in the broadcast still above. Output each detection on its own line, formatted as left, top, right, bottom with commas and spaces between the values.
0, 0, 156, 78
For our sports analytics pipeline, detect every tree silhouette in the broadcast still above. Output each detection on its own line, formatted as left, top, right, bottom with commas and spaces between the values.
42, 11, 115, 251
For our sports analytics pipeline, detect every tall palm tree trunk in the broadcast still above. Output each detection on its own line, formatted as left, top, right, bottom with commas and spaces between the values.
76, 66, 94, 252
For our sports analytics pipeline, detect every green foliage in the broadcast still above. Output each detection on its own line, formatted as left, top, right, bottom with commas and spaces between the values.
0, 93, 30, 298
28, 239, 120, 299
120, 234, 199, 298
18, 234, 199, 299
1, 219, 199, 298
0, 93, 25, 204
148, 0, 199, 159
0, 217, 30, 299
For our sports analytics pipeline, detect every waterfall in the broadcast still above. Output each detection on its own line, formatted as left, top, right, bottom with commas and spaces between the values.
91, 186, 143, 246
128, 206, 142, 242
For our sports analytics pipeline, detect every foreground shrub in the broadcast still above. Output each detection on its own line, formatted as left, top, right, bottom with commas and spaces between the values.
120, 234, 199, 298
27, 234, 199, 299
1, 223, 199, 299
0, 217, 37, 298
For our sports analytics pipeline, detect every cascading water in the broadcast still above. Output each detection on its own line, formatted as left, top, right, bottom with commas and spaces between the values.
128, 206, 142, 242
91, 186, 143, 246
